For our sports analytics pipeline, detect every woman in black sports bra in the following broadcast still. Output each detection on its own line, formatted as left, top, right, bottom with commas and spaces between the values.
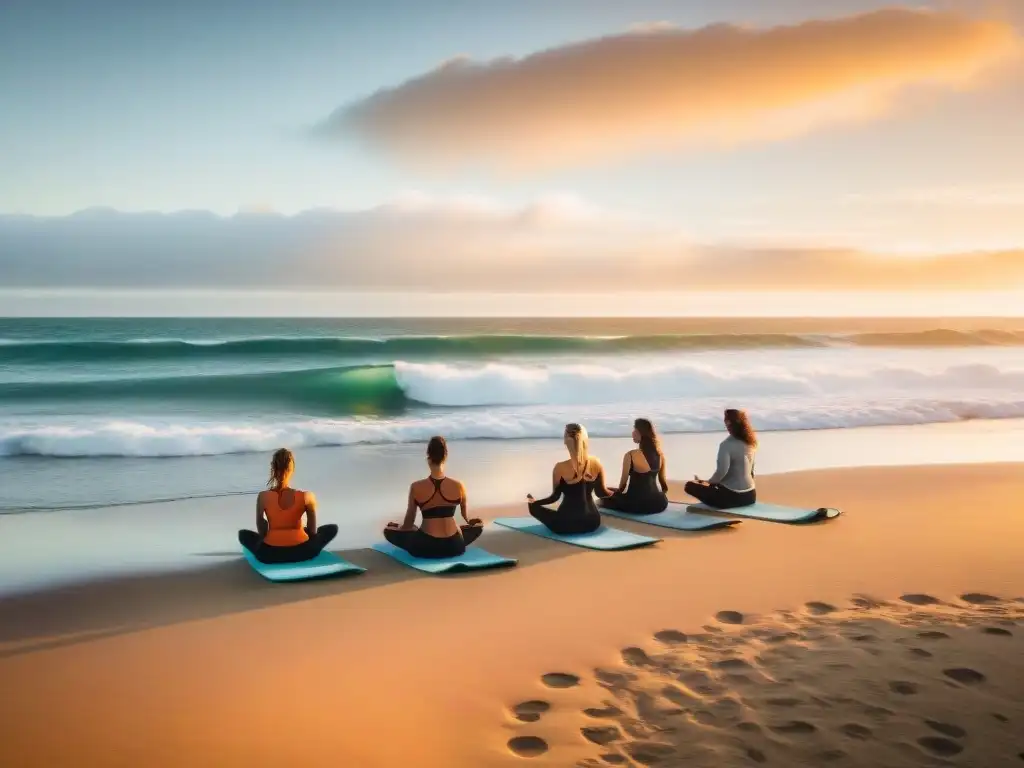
599, 418, 670, 515
527, 423, 614, 535
384, 436, 483, 559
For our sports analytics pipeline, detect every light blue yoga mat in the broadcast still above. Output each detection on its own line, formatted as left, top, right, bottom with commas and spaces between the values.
241, 548, 366, 582
602, 503, 742, 531
687, 502, 842, 524
371, 542, 517, 573
493, 517, 660, 550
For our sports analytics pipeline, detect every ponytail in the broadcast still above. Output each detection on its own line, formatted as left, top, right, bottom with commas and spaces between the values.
564, 423, 590, 477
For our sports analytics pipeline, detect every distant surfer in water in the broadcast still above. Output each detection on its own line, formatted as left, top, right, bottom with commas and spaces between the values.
239, 448, 338, 563
384, 436, 483, 558
527, 423, 614, 534
599, 418, 669, 515
685, 409, 758, 509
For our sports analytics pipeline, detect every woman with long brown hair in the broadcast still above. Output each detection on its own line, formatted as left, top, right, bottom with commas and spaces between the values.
599, 418, 669, 515
685, 409, 758, 509
527, 423, 614, 534
384, 436, 483, 559
238, 448, 338, 563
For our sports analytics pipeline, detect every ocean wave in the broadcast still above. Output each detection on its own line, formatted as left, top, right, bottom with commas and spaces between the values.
3, 328, 1024, 364
3, 398, 1024, 457
4, 360, 1024, 415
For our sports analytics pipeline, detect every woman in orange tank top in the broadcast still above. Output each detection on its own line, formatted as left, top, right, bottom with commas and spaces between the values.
238, 448, 338, 563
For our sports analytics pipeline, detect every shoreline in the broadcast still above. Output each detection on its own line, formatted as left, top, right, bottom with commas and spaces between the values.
1, 462, 1022, 766
4, 418, 1024, 596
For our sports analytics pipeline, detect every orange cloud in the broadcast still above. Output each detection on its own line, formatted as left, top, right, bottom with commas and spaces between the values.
323, 9, 1019, 171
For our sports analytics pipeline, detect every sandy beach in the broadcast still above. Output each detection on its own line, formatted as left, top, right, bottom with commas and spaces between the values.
1, 461, 1022, 767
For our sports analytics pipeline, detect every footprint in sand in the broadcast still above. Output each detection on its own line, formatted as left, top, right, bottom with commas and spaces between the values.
925, 720, 966, 739
766, 697, 803, 708
961, 593, 1001, 605
769, 720, 818, 735
806, 601, 837, 615
993, 713, 1009, 723
851, 595, 886, 609
624, 741, 675, 765
595, 669, 633, 687
983, 627, 1013, 636
712, 657, 752, 672
584, 704, 624, 719
888, 681, 919, 695
865, 705, 895, 721
581, 726, 622, 746
901, 594, 941, 606
507, 736, 548, 758
511, 700, 551, 723
737, 721, 762, 733
840, 723, 873, 740
692, 710, 719, 726
909, 647, 933, 658
917, 630, 950, 640
745, 747, 768, 763
599, 755, 626, 765
621, 647, 653, 667
819, 749, 847, 762
944, 667, 986, 685
851, 634, 878, 643
715, 610, 744, 625
541, 672, 580, 689
653, 629, 687, 645
917, 736, 963, 757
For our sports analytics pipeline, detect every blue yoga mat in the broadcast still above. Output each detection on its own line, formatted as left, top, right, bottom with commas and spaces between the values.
493, 516, 660, 550
371, 542, 517, 573
241, 548, 366, 582
602, 503, 742, 531
687, 501, 842, 524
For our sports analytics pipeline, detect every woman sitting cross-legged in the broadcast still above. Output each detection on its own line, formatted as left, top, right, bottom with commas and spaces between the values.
599, 417, 670, 515
685, 408, 758, 510
239, 448, 338, 563
527, 423, 614, 535
384, 436, 483, 559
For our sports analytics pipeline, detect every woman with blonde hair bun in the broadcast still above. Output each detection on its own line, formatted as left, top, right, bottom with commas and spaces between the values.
527, 423, 614, 534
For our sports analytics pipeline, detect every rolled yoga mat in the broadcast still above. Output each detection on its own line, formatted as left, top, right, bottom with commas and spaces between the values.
686, 502, 842, 524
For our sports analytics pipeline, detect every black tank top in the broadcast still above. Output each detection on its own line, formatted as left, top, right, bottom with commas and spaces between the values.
553, 462, 601, 516
419, 477, 460, 519
625, 451, 664, 498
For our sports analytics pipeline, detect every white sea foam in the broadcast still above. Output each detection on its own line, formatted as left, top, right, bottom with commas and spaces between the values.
4, 396, 1024, 457
394, 359, 1024, 407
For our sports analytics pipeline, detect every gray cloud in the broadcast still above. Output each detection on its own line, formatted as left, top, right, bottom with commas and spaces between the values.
2, 202, 1023, 292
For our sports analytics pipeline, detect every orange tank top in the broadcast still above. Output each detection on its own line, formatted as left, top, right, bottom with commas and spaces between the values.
262, 489, 309, 547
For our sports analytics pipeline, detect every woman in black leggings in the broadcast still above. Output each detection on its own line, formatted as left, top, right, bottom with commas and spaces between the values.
384, 436, 483, 559
527, 423, 614, 535
685, 409, 758, 509
599, 418, 670, 515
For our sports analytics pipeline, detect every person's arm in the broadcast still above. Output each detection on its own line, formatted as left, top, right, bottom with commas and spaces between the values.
399, 484, 418, 530
707, 442, 731, 485
615, 452, 630, 493
528, 465, 564, 506
303, 491, 318, 535
255, 492, 268, 537
459, 482, 481, 525
657, 453, 669, 493
593, 462, 614, 498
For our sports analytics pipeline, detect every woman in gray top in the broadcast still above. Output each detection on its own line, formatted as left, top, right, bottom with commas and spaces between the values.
685, 409, 758, 509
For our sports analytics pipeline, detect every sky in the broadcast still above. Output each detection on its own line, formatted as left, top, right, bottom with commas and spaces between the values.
2, 0, 1024, 310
